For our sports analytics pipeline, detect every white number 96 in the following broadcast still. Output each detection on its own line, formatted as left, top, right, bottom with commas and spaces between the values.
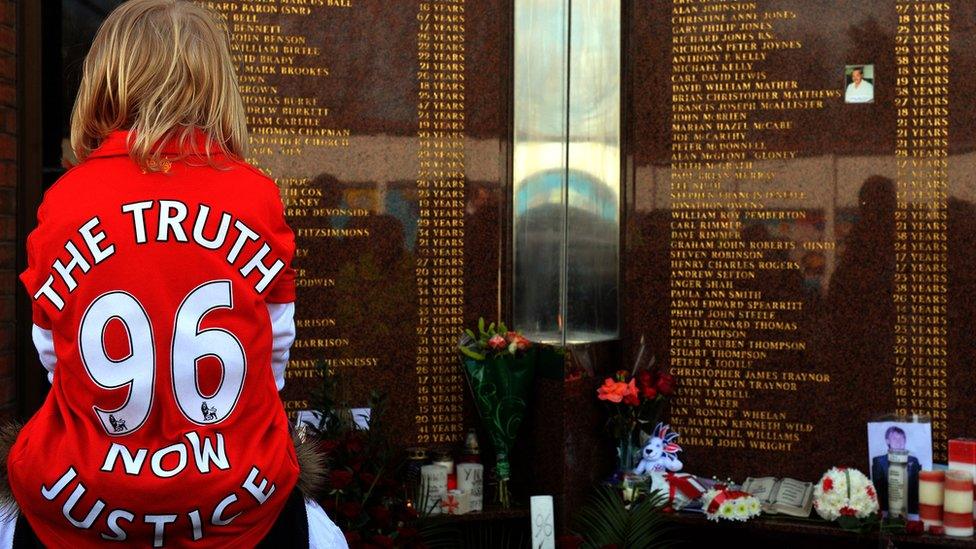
79, 280, 246, 435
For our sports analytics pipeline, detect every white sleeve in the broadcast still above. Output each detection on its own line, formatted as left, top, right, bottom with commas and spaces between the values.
305, 498, 348, 549
0, 509, 16, 549
31, 324, 56, 384
267, 302, 295, 391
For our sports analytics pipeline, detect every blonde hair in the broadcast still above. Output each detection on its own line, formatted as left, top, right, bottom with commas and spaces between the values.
70, 0, 247, 170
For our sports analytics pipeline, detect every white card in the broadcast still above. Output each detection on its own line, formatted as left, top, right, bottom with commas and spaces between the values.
530, 495, 555, 549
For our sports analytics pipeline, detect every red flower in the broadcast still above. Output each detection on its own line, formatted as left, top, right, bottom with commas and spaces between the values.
640, 385, 658, 400
839, 506, 857, 517
822, 477, 833, 492
340, 501, 363, 520
598, 378, 640, 406
655, 373, 675, 396
488, 334, 507, 350
906, 520, 924, 535
368, 505, 391, 528
319, 439, 340, 455
637, 370, 654, 388
330, 469, 354, 490
865, 485, 875, 499
345, 531, 362, 544
344, 433, 364, 454
359, 471, 377, 486
597, 378, 628, 403
622, 380, 641, 407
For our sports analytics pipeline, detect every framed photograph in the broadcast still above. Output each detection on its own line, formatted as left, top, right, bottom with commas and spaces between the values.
867, 416, 932, 519
844, 64, 875, 104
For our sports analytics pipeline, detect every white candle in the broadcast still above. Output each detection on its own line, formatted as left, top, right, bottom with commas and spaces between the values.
919, 470, 944, 531
457, 463, 484, 512
887, 450, 909, 518
944, 470, 973, 537
421, 464, 448, 515
949, 438, 976, 519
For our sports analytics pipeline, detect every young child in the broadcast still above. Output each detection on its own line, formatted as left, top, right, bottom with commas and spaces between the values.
3, 1, 345, 547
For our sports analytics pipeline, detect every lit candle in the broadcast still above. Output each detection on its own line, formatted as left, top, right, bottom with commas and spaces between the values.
919, 470, 944, 531
944, 470, 974, 538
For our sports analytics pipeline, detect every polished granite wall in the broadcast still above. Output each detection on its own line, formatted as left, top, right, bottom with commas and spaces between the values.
203, 1, 511, 448
624, 0, 976, 479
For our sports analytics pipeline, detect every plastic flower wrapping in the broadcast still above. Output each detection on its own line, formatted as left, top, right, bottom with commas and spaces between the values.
813, 467, 879, 521
701, 488, 762, 522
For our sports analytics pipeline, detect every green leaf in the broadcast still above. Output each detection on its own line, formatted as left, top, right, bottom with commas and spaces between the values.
478, 317, 485, 333
464, 329, 477, 341
459, 347, 486, 361
498, 321, 508, 334
572, 485, 676, 549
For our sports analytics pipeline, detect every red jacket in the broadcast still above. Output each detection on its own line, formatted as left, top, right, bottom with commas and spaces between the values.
10, 130, 299, 547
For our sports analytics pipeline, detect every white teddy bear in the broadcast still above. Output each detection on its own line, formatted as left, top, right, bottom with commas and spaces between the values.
633, 423, 683, 475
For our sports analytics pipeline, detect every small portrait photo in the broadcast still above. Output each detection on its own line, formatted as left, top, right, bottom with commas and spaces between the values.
844, 64, 875, 104
867, 418, 933, 519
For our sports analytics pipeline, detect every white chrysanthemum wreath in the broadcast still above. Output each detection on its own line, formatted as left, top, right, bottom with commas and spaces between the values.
701, 488, 762, 522
813, 467, 879, 521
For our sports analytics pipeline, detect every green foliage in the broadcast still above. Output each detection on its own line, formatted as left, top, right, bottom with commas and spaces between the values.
307, 360, 344, 439
459, 317, 524, 360
572, 486, 676, 549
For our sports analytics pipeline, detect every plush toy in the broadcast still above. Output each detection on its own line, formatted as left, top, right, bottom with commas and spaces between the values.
633, 423, 683, 475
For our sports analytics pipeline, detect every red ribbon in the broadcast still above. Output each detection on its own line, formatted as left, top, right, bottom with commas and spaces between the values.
665, 472, 703, 507
706, 489, 751, 515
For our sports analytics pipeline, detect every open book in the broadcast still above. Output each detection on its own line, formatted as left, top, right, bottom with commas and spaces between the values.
741, 477, 814, 518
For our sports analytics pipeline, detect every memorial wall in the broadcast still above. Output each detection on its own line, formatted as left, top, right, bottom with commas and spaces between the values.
626, 0, 976, 479
200, 0, 509, 446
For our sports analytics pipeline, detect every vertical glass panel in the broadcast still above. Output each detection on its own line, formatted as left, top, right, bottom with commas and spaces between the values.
513, 0, 569, 342
566, 0, 620, 342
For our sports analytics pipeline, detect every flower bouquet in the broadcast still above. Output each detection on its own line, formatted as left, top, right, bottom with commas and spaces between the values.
596, 341, 675, 473
458, 318, 537, 508
813, 467, 880, 530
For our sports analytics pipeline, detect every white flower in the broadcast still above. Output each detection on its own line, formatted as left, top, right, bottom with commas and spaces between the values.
813, 468, 879, 522
703, 489, 762, 522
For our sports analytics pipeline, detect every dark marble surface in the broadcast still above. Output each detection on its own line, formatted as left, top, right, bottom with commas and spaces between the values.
624, 0, 976, 481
